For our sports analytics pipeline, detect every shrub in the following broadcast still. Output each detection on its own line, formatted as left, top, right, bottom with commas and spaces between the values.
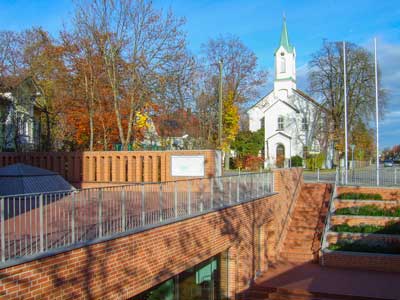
305, 153, 325, 170
335, 205, 400, 217
291, 155, 303, 167
338, 193, 383, 200
331, 222, 400, 234
238, 155, 264, 171
328, 240, 400, 254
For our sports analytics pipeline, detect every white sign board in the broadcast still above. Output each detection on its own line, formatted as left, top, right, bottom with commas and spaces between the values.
171, 155, 205, 177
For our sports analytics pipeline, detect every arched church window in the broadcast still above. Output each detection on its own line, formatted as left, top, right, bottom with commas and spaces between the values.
280, 53, 286, 73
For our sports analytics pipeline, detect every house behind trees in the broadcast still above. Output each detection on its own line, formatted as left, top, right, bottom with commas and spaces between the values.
0, 77, 41, 151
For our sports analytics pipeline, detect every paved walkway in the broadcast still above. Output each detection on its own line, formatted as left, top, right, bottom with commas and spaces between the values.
254, 261, 400, 299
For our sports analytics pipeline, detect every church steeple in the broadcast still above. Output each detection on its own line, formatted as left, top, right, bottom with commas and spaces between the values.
274, 16, 297, 97
279, 16, 294, 53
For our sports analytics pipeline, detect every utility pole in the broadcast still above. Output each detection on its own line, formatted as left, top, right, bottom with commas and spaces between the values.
343, 41, 348, 184
218, 59, 223, 148
374, 38, 380, 185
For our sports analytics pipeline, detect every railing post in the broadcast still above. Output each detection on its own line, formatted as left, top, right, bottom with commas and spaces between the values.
395, 168, 397, 185
187, 181, 191, 215
39, 194, 44, 252
159, 183, 163, 222
200, 179, 204, 212
237, 174, 240, 203
174, 181, 178, 218
1, 197, 5, 262
98, 189, 103, 238
210, 178, 214, 209
219, 177, 224, 206
121, 186, 126, 232
229, 176, 232, 204
71, 193, 75, 244
256, 173, 260, 198
141, 183, 145, 226
317, 168, 320, 182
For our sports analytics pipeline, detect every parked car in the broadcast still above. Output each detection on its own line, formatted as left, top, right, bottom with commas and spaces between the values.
384, 159, 394, 167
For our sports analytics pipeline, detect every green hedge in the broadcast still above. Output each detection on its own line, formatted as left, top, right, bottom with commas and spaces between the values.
328, 240, 400, 254
335, 205, 400, 217
291, 155, 303, 167
331, 222, 400, 234
338, 193, 383, 200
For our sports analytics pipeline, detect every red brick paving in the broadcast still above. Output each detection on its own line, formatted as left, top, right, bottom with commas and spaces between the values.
253, 260, 400, 299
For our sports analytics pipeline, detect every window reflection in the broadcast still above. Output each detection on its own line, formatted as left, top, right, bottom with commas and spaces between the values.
131, 252, 228, 300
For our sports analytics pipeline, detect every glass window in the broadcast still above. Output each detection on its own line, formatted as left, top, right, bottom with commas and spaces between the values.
131, 252, 228, 300
277, 116, 284, 131
301, 118, 308, 131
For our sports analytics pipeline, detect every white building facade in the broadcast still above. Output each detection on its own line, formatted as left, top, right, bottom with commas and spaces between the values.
248, 19, 332, 168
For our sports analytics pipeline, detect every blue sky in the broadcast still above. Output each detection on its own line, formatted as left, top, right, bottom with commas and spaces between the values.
0, 0, 399, 149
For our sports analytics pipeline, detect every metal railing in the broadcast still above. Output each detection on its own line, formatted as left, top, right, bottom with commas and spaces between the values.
303, 169, 337, 183
320, 171, 338, 264
339, 167, 400, 187
305, 167, 400, 187
0, 172, 273, 266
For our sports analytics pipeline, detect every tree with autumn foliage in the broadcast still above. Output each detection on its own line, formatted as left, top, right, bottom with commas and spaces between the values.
198, 35, 267, 168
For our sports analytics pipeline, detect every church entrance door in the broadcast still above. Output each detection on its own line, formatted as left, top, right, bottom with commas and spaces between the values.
276, 144, 285, 168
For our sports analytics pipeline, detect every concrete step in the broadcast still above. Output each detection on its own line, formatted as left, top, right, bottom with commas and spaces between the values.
279, 252, 316, 262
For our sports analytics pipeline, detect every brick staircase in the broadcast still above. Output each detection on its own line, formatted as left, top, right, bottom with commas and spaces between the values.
279, 183, 332, 263
241, 183, 400, 299
242, 183, 333, 300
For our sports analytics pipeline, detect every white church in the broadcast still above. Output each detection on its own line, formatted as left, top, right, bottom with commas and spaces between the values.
248, 19, 332, 168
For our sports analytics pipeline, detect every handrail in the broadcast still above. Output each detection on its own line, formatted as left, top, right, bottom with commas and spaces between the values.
0, 171, 274, 268
320, 168, 338, 263
276, 168, 303, 250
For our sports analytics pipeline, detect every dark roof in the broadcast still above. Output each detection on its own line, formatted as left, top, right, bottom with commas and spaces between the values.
0, 163, 56, 177
0, 163, 74, 196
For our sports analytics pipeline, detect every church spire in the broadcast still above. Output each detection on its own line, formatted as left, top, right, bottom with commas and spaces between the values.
279, 15, 294, 53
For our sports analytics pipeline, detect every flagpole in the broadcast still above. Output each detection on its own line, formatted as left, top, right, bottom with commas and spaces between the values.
343, 41, 348, 184
374, 37, 380, 185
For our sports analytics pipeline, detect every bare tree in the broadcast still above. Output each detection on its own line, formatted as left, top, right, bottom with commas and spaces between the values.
198, 35, 267, 166
308, 41, 386, 162
74, 0, 188, 150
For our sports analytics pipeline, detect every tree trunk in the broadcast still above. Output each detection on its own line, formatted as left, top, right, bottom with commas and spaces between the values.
224, 149, 230, 170
89, 111, 94, 151
45, 111, 51, 151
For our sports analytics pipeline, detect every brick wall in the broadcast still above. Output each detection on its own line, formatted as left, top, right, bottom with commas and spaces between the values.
322, 250, 400, 273
331, 215, 400, 226
334, 199, 400, 209
0, 150, 219, 187
0, 168, 303, 299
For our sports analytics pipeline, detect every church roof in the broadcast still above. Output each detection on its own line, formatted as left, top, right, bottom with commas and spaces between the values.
294, 89, 329, 112
277, 17, 294, 53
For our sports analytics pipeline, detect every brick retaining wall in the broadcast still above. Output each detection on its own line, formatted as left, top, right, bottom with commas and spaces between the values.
0, 168, 303, 300
322, 250, 400, 273
334, 199, 400, 209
